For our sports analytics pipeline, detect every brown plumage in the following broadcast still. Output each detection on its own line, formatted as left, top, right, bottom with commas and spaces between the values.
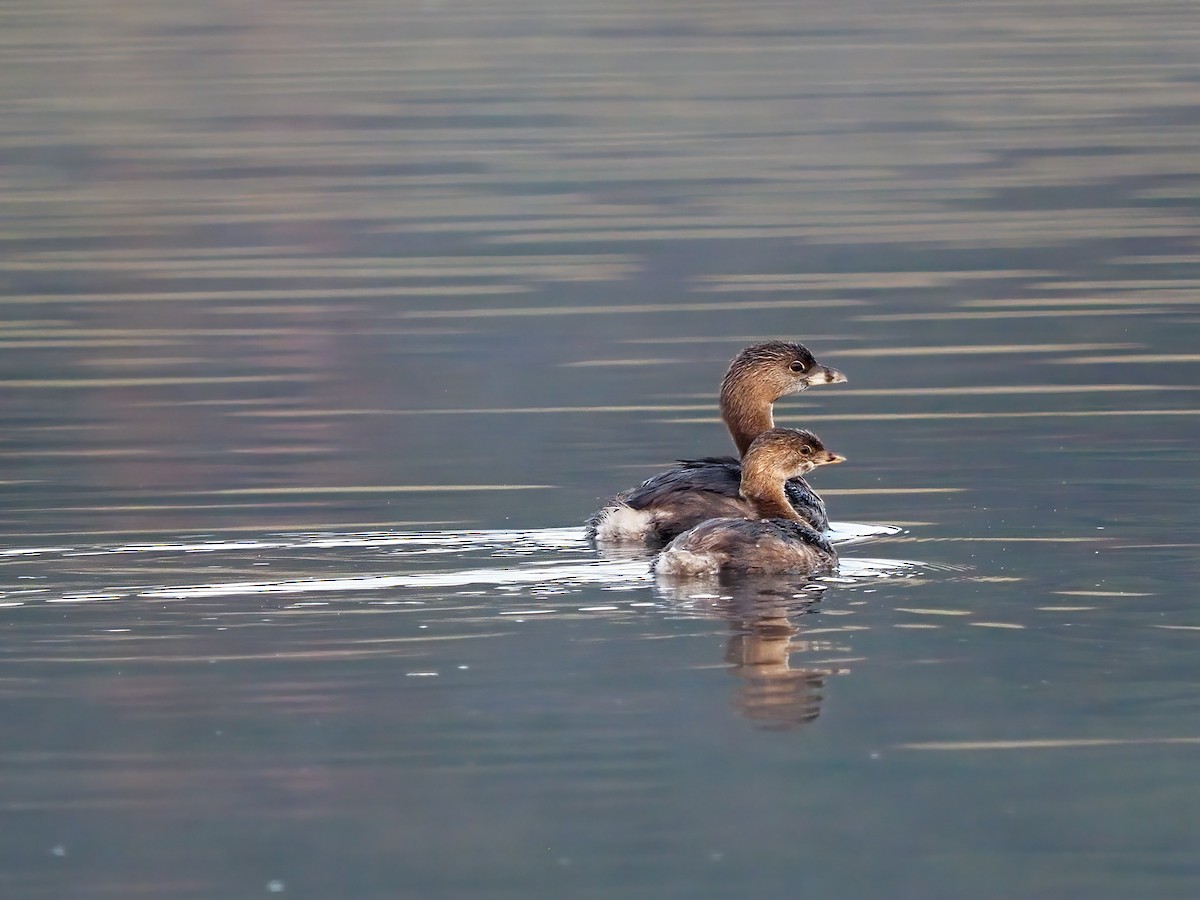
652, 428, 845, 577
586, 342, 845, 545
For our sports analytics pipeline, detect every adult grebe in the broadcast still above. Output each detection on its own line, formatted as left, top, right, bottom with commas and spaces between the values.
586, 341, 845, 545
652, 428, 844, 577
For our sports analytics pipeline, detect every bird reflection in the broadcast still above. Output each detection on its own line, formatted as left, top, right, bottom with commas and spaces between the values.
591, 541, 659, 564
655, 575, 852, 731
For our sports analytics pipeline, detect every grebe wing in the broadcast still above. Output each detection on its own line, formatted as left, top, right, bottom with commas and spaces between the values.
783, 475, 829, 531
622, 457, 742, 507
769, 519, 836, 557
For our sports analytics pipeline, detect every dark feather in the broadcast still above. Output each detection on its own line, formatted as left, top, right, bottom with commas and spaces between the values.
765, 519, 836, 558
619, 457, 829, 536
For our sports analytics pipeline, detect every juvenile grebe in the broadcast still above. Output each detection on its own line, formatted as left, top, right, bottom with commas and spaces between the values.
652, 428, 845, 577
586, 341, 845, 545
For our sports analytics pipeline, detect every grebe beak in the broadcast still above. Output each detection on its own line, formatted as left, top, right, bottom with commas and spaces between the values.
806, 365, 847, 386
823, 452, 847, 465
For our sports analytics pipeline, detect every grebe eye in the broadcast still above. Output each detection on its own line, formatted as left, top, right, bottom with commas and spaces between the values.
800, 445, 812, 455
788, 360, 807, 373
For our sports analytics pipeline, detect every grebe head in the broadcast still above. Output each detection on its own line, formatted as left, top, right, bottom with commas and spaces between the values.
721, 341, 846, 406
742, 428, 846, 484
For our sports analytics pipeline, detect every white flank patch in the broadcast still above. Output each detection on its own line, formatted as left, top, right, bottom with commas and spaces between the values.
591, 504, 654, 542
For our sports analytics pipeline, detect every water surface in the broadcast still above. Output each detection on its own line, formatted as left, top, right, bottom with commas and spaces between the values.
2, 0, 1199, 897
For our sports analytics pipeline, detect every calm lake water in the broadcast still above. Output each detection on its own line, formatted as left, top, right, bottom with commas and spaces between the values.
3, 1, 1200, 897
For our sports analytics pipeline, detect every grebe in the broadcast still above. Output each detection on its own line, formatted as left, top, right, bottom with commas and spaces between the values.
586, 341, 845, 545
652, 428, 844, 577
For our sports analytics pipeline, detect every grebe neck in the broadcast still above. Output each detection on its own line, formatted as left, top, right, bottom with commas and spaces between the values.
720, 381, 776, 457
739, 484, 799, 521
